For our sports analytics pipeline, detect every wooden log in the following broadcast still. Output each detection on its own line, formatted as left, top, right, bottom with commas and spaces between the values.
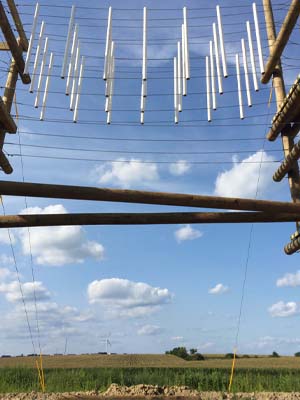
3, 180, 300, 214
6, 0, 28, 51
285, 236, 300, 255
0, 96, 16, 133
261, 0, 300, 84
0, 150, 12, 174
0, 211, 299, 229
273, 140, 300, 182
0, 42, 9, 50
0, 2, 30, 84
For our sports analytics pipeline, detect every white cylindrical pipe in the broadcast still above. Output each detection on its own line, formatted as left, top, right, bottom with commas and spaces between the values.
140, 112, 144, 125
183, 7, 190, 80
216, 5, 228, 78
206, 56, 211, 122
181, 24, 187, 96
40, 52, 54, 121
73, 56, 85, 123
142, 7, 147, 81
61, 5, 75, 79
66, 24, 78, 95
142, 79, 147, 98
140, 91, 146, 112
241, 38, 252, 107
34, 36, 48, 108
236, 53, 244, 120
177, 41, 182, 112
24, 3, 40, 75
246, 21, 259, 92
213, 22, 223, 94
107, 57, 115, 123
174, 57, 178, 124
210, 40, 216, 110
252, 3, 264, 74
29, 20, 45, 93
70, 40, 81, 111
103, 6, 112, 81
105, 41, 115, 98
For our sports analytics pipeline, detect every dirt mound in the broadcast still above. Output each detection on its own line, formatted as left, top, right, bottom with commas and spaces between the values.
103, 383, 199, 396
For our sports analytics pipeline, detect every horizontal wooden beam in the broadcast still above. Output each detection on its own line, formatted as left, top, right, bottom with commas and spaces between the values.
0, 212, 299, 228
0, 95, 16, 133
0, 2, 30, 84
2, 180, 300, 214
6, 0, 28, 51
261, 0, 300, 84
273, 140, 300, 182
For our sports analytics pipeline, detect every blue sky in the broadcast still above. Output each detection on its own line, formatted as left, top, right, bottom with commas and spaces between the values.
0, 0, 300, 357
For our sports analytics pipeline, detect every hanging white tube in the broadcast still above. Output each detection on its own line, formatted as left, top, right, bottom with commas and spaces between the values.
142, 7, 147, 81
107, 54, 115, 124
181, 24, 187, 96
177, 42, 182, 112
174, 57, 178, 124
241, 38, 252, 107
140, 112, 144, 125
213, 22, 223, 94
216, 5, 228, 78
105, 41, 115, 101
140, 90, 146, 112
246, 21, 259, 92
34, 36, 48, 108
252, 3, 264, 74
73, 56, 85, 123
61, 5, 75, 79
40, 52, 54, 121
29, 20, 45, 93
206, 56, 211, 122
103, 7, 112, 81
24, 3, 40, 75
236, 54, 244, 120
183, 7, 190, 79
142, 79, 147, 98
210, 40, 216, 110
70, 40, 81, 111
66, 24, 78, 95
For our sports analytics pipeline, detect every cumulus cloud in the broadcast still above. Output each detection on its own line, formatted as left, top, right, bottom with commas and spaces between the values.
277, 271, 300, 288
88, 278, 173, 318
137, 324, 162, 336
171, 336, 184, 341
0, 281, 50, 303
268, 301, 300, 317
94, 159, 159, 188
174, 225, 203, 243
18, 205, 104, 266
214, 151, 275, 198
0, 229, 15, 245
253, 336, 300, 349
0, 268, 15, 281
169, 160, 191, 176
209, 283, 229, 295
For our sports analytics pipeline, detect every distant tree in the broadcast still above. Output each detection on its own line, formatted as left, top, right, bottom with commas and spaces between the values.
295, 352, 300, 357
166, 347, 189, 360
193, 353, 205, 361
190, 348, 197, 355
225, 353, 235, 359
271, 351, 280, 358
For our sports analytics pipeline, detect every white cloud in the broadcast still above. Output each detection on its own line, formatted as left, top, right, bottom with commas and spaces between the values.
214, 151, 275, 198
253, 336, 300, 349
18, 205, 104, 266
137, 324, 162, 336
88, 278, 173, 318
0, 229, 15, 245
94, 159, 159, 188
209, 283, 229, 295
277, 271, 300, 288
171, 336, 184, 341
174, 225, 203, 243
169, 160, 191, 176
0, 280, 50, 303
198, 342, 215, 350
0, 268, 16, 281
268, 301, 300, 317
0, 254, 13, 265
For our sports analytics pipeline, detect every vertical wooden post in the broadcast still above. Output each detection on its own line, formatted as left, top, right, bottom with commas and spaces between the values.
263, 0, 300, 229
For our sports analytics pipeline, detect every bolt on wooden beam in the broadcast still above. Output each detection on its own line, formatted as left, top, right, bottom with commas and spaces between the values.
6, 0, 28, 51
261, 0, 300, 84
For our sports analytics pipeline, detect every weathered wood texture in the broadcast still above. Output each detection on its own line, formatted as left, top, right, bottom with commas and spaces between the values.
6, 0, 28, 51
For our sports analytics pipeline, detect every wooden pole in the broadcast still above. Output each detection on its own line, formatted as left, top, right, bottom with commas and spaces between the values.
261, 0, 300, 84
6, 0, 28, 51
285, 236, 300, 255
3, 180, 300, 214
274, 140, 300, 182
0, 212, 299, 229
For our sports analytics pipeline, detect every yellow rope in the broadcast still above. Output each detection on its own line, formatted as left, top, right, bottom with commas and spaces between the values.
228, 348, 237, 392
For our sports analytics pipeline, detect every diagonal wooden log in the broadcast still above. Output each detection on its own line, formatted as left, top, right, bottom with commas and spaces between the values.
273, 140, 300, 182
0, 212, 299, 229
6, 0, 28, 51
285, 237, 300, 255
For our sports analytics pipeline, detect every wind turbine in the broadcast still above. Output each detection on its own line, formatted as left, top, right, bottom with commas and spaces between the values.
100, 333, 111, 355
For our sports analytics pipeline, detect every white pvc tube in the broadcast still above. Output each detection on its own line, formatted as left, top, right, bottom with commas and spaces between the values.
34, 36, 48, 108
210, 40, 216, 110
206, 56, 211, 122
24, 3, 40, 75
241, 38, 252, 107
216, 5, 228, 78
213, 22, 223, 94
61, 5, 75, 79
107, 57, 115, 124
142, 79, 147, 98
246, 21, 259, 91
103, 7, 112, 81
142, 7, 147, 81
66, 24, 78, 95
29, 20, 45, 93
177, 42, 182, 112
174, 57, 178, 124
140, 90, 145, 112
140, 112, 144, 125
105, 41, 115, 99
236, 54, 244, 120
181, 24, 187, 96
70, 40, 81, 111
73, 56, 85, 123
40, 52, 54, 121
183, 7, 190, 80
252, 3, 264, 74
